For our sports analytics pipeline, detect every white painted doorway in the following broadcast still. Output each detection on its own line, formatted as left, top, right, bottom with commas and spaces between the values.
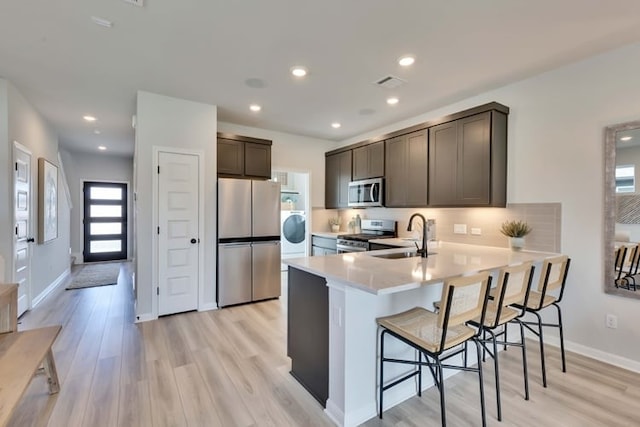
272, 170, 311, 270
157, 150, 201, 316
13, 142, 33, 316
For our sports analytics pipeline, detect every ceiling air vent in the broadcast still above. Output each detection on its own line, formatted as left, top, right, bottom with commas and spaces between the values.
375, 75, 406, 89
122, 0, 144, 6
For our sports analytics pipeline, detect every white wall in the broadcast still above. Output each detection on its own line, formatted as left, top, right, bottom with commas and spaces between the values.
134, 91, 217, 319
60, 149, 133, 261
337, 42, 640, 366
0, 80, 9, 282
3, 79, 71, 301
217, 122, 336, 208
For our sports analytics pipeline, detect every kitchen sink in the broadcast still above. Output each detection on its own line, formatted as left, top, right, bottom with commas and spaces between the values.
370, 251, 436, 259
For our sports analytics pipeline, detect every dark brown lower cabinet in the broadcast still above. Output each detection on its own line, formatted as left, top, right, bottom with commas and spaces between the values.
287, 267, 329, 406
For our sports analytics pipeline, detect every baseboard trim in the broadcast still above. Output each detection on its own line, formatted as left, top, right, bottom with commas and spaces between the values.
324, 399, 344, 427
135, 312, 157, 323
198, 302, 218, 312
32, 267, 70, 308
71, 252, 83, 265
543, 335, 640, 374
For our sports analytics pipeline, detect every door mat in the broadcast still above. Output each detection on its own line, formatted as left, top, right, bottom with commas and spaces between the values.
66, 262, 122, 290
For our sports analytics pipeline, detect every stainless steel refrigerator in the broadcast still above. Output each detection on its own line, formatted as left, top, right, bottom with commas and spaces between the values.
217, 178, 281, 307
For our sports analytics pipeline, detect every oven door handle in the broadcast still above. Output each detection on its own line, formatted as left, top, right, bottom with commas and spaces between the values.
337, 244, 368, 253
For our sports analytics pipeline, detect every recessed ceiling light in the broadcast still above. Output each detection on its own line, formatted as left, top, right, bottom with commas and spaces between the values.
249, 104, 262, 112
98, 145, 107, 151
621, 136, 633, 141
398, 56, 415, 66
91, 16, 113, 28
386, 97, 399, 105
291, 66, 308, 77
331, 122, 341, 129
94, 129, 101, 134
83, 115, 97, 122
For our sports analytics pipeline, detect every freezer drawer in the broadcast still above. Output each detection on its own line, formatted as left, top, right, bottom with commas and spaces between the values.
218, 243, 252, 306
252, 241, 281, 301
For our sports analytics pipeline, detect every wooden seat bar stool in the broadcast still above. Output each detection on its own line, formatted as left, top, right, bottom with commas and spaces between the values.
512, 255, 571, 387
377, 272, 492, 427
474, 262, 535, 421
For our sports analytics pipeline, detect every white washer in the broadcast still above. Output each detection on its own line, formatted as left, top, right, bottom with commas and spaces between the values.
281, 211, 307, 258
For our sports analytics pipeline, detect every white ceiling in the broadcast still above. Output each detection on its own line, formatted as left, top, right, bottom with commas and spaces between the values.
2, 0, 640, 157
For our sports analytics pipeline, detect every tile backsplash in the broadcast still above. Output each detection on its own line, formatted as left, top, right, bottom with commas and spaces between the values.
312, 203, 561, 253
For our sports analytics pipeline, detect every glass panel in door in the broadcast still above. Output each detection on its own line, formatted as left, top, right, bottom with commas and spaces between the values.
83, 181, 128, 262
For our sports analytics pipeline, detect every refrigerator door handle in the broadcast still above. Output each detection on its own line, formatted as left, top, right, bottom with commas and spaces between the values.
219, 242, 251, 247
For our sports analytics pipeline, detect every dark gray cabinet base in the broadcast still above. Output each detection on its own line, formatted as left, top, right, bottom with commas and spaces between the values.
287, 267, 329, 407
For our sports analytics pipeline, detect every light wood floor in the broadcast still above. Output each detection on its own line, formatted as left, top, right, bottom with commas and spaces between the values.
8, 264, 640, 426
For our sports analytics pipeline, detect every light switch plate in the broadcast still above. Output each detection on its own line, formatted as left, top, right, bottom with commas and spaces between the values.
471, 228, 482, 236
454, 224, 467, 234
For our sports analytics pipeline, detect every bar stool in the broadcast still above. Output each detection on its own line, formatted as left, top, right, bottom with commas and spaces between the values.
377, 272, 492, 427
475, 262, 535, 421
513, 255, 570, 387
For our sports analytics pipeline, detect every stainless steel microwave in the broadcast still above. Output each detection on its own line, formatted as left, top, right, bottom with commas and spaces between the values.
348, 178, 384, 207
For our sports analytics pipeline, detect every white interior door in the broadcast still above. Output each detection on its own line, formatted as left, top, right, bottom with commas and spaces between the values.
13, 143, 32, 316
157, 151, 200, 316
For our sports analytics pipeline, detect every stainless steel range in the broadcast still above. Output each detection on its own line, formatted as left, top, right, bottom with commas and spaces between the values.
336, 219, 397, 253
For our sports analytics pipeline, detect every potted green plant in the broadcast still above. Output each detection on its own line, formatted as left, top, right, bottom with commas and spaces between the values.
500, 220, 532, 250
329, 217, 341, 233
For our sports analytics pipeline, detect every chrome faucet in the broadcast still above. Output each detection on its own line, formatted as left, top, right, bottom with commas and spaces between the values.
407, 213, 429, 258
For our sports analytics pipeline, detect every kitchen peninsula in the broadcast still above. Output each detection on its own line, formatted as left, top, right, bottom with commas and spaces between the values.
285, 242, 559, 427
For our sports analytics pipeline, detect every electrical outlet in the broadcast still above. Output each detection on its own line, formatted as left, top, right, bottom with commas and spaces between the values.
471, 227, 482, 236
454, 224, 467, 234
606, 314, 618, 329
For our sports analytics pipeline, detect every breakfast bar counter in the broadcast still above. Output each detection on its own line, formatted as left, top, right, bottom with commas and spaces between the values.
285, 243, 559, 427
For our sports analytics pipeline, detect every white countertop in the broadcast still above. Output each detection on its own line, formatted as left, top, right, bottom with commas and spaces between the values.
284, 242, 559, 295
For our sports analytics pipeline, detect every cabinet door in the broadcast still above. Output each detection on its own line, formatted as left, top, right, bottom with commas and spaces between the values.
217, 138, 244, 176
428, 122, 458, 206
406, 131, 428, 206
384, 135, 407, 207
325, 151, 352, 208
245, 142, 271, 178
458, 112, 491, 205
385, 130, 427, 207
429, 112, 492, 206
352, 141, 384, 180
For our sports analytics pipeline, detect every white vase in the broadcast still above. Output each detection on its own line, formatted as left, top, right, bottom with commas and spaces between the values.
510, 237, 525, 251
331, 224, 340, 232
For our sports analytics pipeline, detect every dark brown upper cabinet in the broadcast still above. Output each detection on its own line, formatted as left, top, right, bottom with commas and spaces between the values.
325, 150, 352, 209
217, 133, 272, 179
323, 102, 508, 209
385, 130, 428, 207
352, 141, 384, 181
428, 110, 507, 207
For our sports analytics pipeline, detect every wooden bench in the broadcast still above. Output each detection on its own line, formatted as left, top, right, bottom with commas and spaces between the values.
0, 284, 62, 427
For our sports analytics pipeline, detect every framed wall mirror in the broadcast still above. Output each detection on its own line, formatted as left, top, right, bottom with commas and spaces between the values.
604, 120, 640, 298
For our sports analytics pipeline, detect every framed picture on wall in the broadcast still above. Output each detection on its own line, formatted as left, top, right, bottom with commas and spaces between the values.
38, 158, 58, 244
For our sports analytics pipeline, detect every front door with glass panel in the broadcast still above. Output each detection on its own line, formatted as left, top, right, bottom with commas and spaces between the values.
83, 181, 127, 262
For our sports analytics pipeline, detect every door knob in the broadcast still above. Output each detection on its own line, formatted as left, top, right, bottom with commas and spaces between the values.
26, 237, 35, 243
190, 238, 197, 244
